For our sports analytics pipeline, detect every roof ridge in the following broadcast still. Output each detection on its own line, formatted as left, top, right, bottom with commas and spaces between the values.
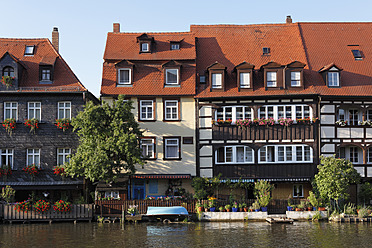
0, 38, 49, 41
108, 31, 193, 35
190, 23, 295, 28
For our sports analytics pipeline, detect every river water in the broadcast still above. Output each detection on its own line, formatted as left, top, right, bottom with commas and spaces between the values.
0, 221, 372, 248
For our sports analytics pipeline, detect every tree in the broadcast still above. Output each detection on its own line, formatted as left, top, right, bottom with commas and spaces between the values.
359, 182, 372, 205
313, 156, 360, 210
65, 95, 144, 182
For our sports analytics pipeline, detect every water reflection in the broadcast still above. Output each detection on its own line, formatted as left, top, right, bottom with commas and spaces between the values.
0, 222, 372, 248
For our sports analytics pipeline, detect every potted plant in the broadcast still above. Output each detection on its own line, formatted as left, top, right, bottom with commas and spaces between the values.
240, 203, 248, 212
307, 191, 318, 211
203, 202, 209, 212
196, 202, 203, 213
1, 185, 16, 203
254, 180, 274, 212
232, 202, 238, 212
249, 206, 254, 212
287, 194, 294, 211
208, 196, 217, 212
296, 201, 306, 211
225, 204, 231, 212
24, 118, 39, 134
127, 206, 138, 216
2, 118, 16, 136
14, 200, 32, 213
218, 206, 224, 212
252, 201, 260, 212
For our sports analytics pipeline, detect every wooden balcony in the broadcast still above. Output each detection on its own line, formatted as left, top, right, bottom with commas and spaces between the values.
212, 123, 317, 141
215, 163, 317, 179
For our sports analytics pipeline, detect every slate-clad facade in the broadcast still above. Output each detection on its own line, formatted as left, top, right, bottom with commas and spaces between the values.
0, 29, 97, 201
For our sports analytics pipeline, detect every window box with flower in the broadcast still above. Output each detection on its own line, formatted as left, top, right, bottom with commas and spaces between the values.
53, 200, 71, 212
23, 164, 40, 177
33, 200, 51, 213
359, 120, 372, 127
296, 117, 318, 125
53, 166, 65, 176
1, 76, 15, 88
14, 200, 32, 213
335, 120, 348, 127
24, 118, 39, 134
55, 118, 71, 132
278, 118, 294, 127
212, 118, 233, 126
2, 118, 16, 136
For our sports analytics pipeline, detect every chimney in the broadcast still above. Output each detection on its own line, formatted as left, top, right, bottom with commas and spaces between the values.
52, 27, 59, 52
286, 15, 293, 24
113, 23, 120, 33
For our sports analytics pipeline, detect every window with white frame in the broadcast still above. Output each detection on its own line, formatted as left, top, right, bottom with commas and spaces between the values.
367, 109, 372, 121
141, 43, 149, 52
215, 106, 253, 122
104, 191, 120, 199
293, 184, 304, 198
165, 69, 179, 85
258, 105, 311, 121
118, 69, 131, 84
140, 100, 154, 120
338, 146, 362, 164
0, 149, 13, 169
258, 145, 312, 163
58, 102, 71, 119
291, 71, 301, 87
266, 72, 277, 87
27, 148, 40, 167
141, 138, 155, 159
57, 148, 71, 165
28, 102, 41, 120
4, 102, 18, 120
216, 146, 254, 164
170, 43, 180, 50
164, 100, 178, 120
368, 147, 372, 164
211, 73, 222, 88
164, 137, 180, 159
337, 108, 361, 125
328, 72, 339, 87
240, 72, 250, 88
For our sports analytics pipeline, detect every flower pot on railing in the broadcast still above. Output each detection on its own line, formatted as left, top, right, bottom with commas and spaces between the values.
261, 207, 268, 212
287, 206, 293, 211
232, 207, 238, 212
255, 209, 260, 212
209, 207, 216, 212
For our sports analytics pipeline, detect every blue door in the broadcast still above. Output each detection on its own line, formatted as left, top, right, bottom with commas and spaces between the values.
132, 180, 145, 199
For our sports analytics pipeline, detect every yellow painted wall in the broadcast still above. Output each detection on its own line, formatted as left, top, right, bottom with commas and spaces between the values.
101, 96, 196, 176
272, 182, 312, 200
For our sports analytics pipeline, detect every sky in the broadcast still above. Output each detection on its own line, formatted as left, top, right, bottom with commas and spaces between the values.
1, 0, 371, 98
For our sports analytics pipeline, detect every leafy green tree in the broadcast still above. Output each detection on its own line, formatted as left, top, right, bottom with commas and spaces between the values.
254, 180, 274, 207
65, 95, 144, 182
191, 177, 210, 201
359, 182, 372, 205
313, 156, 360, 210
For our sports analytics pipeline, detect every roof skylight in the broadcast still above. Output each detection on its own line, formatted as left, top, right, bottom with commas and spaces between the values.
351, 50, 363, 60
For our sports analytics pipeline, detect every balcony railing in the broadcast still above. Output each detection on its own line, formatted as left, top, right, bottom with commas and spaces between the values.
212, 123, 317, 141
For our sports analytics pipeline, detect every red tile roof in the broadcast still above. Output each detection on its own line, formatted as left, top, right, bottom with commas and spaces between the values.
0, 38, 87, 92
299, 22, 372, 96
101, 32, 196, 96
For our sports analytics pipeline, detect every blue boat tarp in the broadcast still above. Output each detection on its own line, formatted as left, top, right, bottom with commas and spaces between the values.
146, 206, 189, 216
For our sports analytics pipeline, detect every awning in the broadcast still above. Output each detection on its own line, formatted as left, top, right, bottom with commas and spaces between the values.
219, 179, 254, 183
131, 174, 191, 179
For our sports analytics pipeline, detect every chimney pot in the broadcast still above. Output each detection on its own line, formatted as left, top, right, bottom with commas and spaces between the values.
52, 27, 59, 52
286, 15, 293, 24
113, 23, 120, 33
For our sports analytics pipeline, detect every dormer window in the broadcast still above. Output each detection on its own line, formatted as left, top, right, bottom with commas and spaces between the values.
291, 71, 301, 87
266, 72, 277, 87
2, 66, 14, 77
141, 43, 149, 52
170, 42, 180, 50
118, 68, 131, 84
328, 72, 339, 87
234, 62, 254, 91
39, 65, 53, 82
166, 69, 179, 85
24, 45, 35, 55
239, 72, 250, 88
211, 73, 222, 88
318, 63, 342, 88
207, 62, 226, 91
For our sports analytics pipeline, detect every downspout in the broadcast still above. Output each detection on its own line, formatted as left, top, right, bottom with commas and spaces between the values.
196, 98, 200, 177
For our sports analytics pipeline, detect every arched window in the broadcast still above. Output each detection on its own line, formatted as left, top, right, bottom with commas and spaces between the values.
2, 66, 14, 77
215, 146, 254, 164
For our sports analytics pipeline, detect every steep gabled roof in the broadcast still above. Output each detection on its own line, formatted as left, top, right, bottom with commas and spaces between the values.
0, 38, 87, 91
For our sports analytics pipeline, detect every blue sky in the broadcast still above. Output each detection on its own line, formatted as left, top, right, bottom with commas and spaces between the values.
1, 0, 371, 97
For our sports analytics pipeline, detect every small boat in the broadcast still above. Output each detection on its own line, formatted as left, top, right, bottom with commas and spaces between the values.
145, 206, 189, 222
266, 217, 294, 224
